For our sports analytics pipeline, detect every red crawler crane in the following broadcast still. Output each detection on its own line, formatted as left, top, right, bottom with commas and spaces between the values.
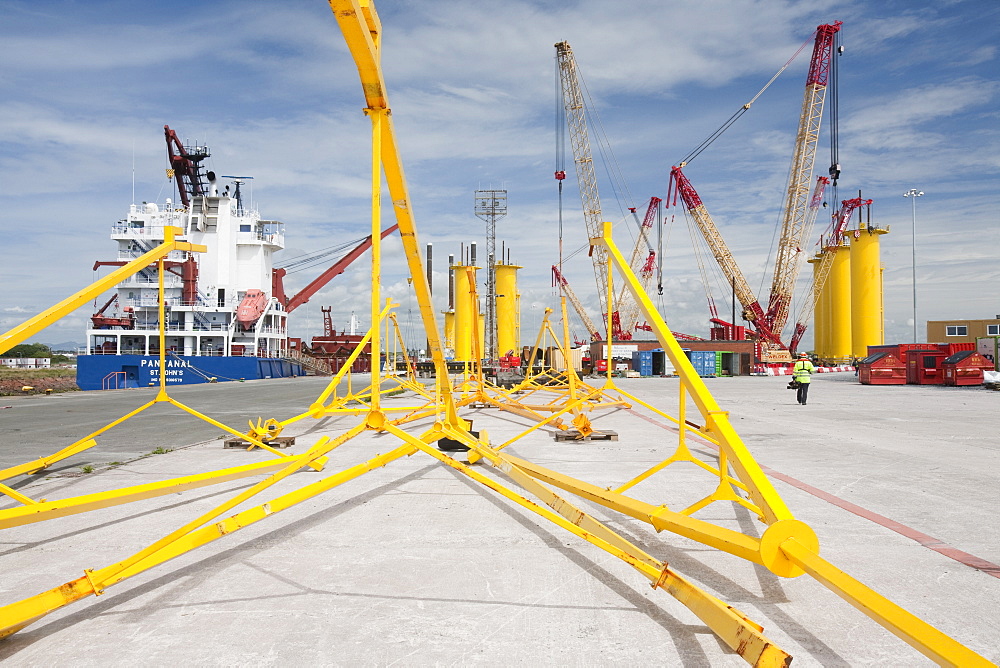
670, 22, 842, 356
763, 22, 842, 342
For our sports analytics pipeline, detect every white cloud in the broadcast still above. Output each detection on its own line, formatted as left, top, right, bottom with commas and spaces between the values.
2, 0, 997, 355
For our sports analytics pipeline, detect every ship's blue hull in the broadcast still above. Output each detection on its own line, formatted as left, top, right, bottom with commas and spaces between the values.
76, 355, 303, 390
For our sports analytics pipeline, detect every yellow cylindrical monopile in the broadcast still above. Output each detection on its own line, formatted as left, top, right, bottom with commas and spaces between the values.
443, 310, 455, 352
850, 226, 888, 359
495, 264, 522, 357
828, 244, 852, 362
816, 253, 833, 359
477, 314, 486, 361
808, 255, 825, 357
453, 266, 478, 362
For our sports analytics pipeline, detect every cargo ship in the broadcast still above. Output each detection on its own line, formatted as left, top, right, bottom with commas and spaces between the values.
76, 126, 301, 390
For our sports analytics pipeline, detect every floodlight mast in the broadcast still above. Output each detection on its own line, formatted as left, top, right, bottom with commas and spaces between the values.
474, 189, 507, 362
903, 188, 923, 343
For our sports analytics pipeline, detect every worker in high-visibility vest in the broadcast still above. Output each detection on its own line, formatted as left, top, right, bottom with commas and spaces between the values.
793, 353, 815, 405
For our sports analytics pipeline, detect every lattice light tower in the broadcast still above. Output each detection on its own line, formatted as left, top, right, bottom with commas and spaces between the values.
475, 189, 507, 362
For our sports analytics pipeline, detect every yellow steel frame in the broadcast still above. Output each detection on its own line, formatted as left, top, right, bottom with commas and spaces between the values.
0, 227, 202, 356
0, 228, 320, 506
0, 3, 991, 666
0, 228, 302, 486
586, 220, 990, 665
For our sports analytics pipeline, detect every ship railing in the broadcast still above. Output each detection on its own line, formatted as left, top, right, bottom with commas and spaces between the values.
110, 224, 169, 238
126, 298, 177, 308
237, 231, 285, 245
116, 249, 186, 263
253, 349, 289, 359
120, 277, 183, 289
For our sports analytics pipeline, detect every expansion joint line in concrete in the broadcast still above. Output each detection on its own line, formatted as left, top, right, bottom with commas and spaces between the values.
627, 401, 1000, 580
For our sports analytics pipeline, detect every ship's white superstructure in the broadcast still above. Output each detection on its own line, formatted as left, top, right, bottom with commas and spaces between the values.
85, 182, 288, 359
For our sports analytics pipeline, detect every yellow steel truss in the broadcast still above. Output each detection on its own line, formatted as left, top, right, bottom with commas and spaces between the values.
0, 3, 991, 666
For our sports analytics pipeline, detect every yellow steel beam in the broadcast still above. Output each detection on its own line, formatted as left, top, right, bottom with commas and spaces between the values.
0, 227, 205, 355
367, 108, 384, 415
588, 221, 991, 661
381, 422, 791, 665
0, 455, 312, 529
593, 221, 797, 528
0, 482, 37, 506
0, 437, 101, 483
780, 538, 994, 666
504, 453, 764, 566
0, 440, 415, 640
328, 0, 455, 420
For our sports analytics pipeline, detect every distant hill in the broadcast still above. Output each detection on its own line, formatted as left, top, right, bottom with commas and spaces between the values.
44, 341, 86, 353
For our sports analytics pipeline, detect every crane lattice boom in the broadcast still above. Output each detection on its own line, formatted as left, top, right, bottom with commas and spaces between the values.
615, 197, 661, 339
555, 41, 611, 336
552, 265, 601, 341
668, 167, 783, 347
764, 22, 842, 340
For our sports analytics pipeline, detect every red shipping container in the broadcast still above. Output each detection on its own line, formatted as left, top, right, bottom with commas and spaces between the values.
942, 350, 994, 386
941, 342, 976, 356
868, 343, 941, 359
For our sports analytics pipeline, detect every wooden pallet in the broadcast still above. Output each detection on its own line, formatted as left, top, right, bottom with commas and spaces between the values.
553, 430, 618, 442
224, 436, 296, 449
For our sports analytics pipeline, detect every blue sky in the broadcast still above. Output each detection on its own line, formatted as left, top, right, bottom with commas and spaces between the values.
1, 0, 997, 350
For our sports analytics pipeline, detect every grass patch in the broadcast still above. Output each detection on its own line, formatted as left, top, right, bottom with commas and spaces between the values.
0, 367, 79, 395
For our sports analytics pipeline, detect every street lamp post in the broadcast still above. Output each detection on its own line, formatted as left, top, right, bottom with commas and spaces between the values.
903, 188, 923, 343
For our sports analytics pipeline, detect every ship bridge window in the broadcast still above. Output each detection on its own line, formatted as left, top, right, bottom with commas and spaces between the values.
129, 220, 144, 229
240, 224, 251, 232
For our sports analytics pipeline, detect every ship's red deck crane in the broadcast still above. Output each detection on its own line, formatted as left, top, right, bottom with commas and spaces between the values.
90, 294, 134, 329
272, 224, 399, 313
164, 125, 211, 209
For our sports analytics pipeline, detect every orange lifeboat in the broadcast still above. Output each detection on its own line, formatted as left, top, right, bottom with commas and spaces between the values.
236, 290, 268, 329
